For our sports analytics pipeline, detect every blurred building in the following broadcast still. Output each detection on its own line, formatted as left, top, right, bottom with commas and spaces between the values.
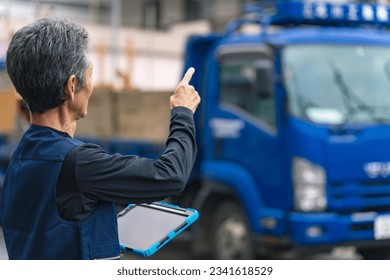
4, 0, 387, 31
0, 0, 254, 31
1, 0, 254, 90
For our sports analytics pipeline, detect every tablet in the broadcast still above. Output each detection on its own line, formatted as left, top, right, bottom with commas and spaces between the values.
117, 202, 199, 257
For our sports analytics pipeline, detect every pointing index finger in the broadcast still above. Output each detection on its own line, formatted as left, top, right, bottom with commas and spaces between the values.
180, 67, 195, 84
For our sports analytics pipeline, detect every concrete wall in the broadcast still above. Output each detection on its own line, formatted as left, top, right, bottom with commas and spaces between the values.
75, 88, 171, 142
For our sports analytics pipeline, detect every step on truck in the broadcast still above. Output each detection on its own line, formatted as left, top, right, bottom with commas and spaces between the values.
173, 0, 390, 259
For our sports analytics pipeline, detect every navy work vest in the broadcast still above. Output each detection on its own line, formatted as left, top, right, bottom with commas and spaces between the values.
0, 125, 120, 259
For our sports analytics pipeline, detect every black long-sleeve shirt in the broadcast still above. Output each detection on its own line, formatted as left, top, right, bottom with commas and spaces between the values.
56, 107, 196, 221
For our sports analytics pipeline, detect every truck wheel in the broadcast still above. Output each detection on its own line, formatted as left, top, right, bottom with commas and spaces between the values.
211, 201, 255, 259
358, 248, 390, 259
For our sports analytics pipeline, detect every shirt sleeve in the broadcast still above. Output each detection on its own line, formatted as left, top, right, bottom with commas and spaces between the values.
71, 106, 197, 205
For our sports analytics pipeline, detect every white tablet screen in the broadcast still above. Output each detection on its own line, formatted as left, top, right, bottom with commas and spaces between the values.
118, 204, 189, 251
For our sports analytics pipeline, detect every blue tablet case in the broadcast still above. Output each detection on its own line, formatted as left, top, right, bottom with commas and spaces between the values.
117, 202, 199, 257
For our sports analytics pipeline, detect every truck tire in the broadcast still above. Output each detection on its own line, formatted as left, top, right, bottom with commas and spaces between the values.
211, 200, 255, 259
357, 248, 390, 260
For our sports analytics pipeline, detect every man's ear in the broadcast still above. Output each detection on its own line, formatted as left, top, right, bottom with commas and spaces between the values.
64, 75, 78, 101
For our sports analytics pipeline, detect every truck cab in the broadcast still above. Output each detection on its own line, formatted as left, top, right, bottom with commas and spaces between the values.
182, 0, 390, 259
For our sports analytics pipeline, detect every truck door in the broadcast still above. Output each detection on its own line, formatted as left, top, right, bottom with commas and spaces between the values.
209, 45, 283, 207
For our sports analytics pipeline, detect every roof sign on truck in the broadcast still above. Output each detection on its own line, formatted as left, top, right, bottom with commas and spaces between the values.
246, 1, 390, 28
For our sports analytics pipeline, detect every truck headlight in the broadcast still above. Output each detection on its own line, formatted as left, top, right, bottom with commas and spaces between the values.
293, 157, 327, 212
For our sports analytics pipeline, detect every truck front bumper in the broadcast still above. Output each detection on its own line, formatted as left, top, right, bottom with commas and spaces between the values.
288, 211, 390, 245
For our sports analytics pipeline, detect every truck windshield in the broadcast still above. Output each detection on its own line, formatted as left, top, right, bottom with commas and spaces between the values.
282, 45, 390, 125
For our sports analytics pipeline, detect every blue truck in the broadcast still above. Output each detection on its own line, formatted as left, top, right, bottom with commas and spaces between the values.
169, 0, 390, 259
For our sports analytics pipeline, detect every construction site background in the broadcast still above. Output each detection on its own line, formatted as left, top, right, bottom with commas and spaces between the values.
0, 8, 210, 142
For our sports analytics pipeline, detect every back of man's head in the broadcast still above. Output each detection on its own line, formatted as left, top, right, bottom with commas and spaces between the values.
6, 17, 90, 114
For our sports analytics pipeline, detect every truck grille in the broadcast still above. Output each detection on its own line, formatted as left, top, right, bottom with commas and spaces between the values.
328, 180, 390, 213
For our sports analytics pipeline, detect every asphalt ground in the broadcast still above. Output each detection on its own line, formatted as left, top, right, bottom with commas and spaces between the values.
0, 228, 8, 260
0, 227, 362, 260
0, 228, 199, 260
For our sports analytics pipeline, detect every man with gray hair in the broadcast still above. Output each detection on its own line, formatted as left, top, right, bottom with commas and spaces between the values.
0, 17, 200, 259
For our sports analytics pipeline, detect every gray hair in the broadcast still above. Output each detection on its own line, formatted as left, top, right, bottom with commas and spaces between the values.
6, 16, 89, 114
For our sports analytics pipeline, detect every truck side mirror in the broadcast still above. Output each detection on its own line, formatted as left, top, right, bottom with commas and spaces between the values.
252, 60, 274, 98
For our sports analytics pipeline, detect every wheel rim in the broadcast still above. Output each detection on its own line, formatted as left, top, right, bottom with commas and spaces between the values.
215, 214, 250, 259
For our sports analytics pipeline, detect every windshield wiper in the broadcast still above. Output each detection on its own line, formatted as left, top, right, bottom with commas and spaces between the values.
328, 60, 382, 124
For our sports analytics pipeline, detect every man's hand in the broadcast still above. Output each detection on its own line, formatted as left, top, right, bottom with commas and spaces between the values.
170, 67, 201, 113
